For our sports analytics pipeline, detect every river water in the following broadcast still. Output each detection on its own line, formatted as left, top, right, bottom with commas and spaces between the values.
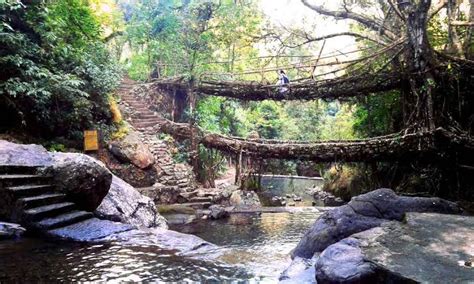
0, 210, 321, 282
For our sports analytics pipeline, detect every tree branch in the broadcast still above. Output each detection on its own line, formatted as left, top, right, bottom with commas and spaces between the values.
301, 0, 398, 39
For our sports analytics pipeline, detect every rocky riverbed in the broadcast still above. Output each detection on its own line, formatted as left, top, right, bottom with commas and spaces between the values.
1, 140, 473, 282
284, 188, 474, 283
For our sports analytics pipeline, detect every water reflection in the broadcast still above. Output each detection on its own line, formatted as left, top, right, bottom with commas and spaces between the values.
0, 239, 250, 282
0, 211, 320, 282
171, 211, 321, 280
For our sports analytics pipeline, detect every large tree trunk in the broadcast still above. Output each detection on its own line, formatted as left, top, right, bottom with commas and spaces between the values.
401, 0, 437, 131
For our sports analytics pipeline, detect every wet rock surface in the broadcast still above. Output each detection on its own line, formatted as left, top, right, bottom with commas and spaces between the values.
315, 213, 474, 283
102, 227, 217, 256
292, 188, 462, 259
46, 153, 112, 211
48, 218, 134, 242
109, 130, 155, 169
0, 222, 26, 239
48, 217, 216, 255
279, 256, 317, 283
95, 175, 168, 229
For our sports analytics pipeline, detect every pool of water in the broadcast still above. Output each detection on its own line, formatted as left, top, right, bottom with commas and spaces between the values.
170, 210, 322, 281
0, 210, 321, 282
257, 175, 324, 206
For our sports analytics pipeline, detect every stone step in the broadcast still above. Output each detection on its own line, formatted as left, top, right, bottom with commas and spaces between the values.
120, 94, 137, 98
197, 192, 219, 198
18, 193, 66, 209
135, 114, 159, 119
24, 202, 76, 221
35, 211, 93, 230
128, 107, 150, 112
133, 111, 156, 116
0, 175, 52, 187
177, 202, 212, 209
7, 184, 54, 197
126, 102, 147, 107
126, 103, 148, 108
0, 165, 40, 175
133, 118, 163, 123
189, 197, 213, 203
134, 121, 159, 128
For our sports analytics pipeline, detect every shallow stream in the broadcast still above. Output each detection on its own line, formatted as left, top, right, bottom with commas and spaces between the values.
0, 210, 321, 282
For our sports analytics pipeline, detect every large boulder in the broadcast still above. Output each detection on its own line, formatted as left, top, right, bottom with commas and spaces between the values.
109, 130, 154, 169
207, 205, 229, 220
0, 140, 111, 214
0, 140, 51, 166
292, 188, 461, 259
95, 175, 168, 229
0, 222, 26, 239
229, 190, 261, 208
46, 153, 112, 211
315, 213, 474, 283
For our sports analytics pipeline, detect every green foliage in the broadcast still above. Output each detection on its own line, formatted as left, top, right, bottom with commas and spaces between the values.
47, 142, 66, 152
353, 92, 402, 137
196, 96, 243, 135
124, 0, 262, 80
196, 145, 227, 187
126, 53, 150, 81
0, 0, 121, 140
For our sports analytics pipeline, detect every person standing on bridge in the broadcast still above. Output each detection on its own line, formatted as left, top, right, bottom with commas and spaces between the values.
277, 70, 290, 94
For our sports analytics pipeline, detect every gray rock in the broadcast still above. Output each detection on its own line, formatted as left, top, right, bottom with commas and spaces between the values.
0, 140, 52, 166
208, 205, 229, 220
229, 190, 261, 208
293, 196, 302, 202
271, 196, 286, 206
48, 218, 134, 242
46, 153, 112, 211
95, 175, 168, 229
292, 188, 461, 259
0, 222, 26, 239
0, 140, 113, 212
47, 217, 215, 255
150, 183, 186, 204
213, 184, 238, 204
313, 190, 345, 206
315, 213, 474, 283
101, 227, 217, 256
279, 256, 317, 283
109, 130, 155, 169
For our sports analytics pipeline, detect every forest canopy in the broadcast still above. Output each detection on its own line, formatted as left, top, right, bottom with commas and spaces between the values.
1, 0, 473, 198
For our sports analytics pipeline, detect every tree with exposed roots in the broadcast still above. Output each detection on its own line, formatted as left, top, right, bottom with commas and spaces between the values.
144, 0, 474, 198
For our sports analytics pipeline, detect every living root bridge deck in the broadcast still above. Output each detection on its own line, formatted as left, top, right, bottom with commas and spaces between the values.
151, 71, 401, 101
157, 118, 473, 163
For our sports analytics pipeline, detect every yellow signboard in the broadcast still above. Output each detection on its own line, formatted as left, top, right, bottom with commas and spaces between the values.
84, 130, 99, 151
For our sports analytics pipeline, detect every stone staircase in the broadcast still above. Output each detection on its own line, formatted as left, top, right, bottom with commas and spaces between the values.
117, 79, 195, 199
0, 165, 93, 232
